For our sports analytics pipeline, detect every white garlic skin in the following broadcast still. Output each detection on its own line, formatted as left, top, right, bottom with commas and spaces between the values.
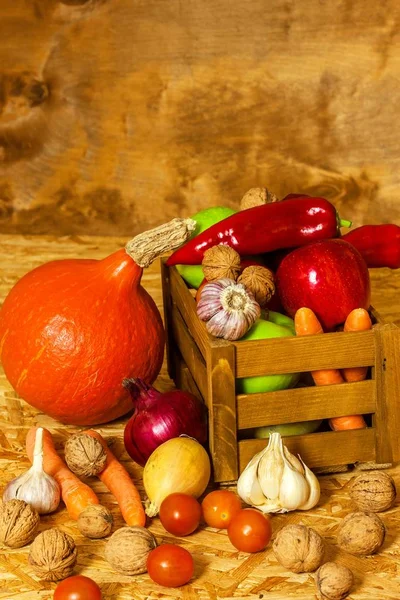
197, 278, 260, 340
237, 432, 320, 514
3, 428, 61, 515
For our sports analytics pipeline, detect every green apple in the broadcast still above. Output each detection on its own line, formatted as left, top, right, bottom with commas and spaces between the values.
176, 206, 237, 288
264, 310, 295, 334
253, 420, 323, 439
236, 319, 300, 394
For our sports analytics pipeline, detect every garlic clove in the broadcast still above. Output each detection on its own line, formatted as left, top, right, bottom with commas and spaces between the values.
279, 454, 310, 511
237, 451, 266, 506
297, 458, 321, 511
258, 433, 284, 501
283, 446, 304, 474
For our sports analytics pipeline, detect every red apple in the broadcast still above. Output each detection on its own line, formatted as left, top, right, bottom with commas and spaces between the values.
275, 239, 371, 331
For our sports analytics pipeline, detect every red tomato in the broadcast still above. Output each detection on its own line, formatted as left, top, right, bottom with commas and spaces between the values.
53, 575, 102, 600
227, 508, 272, 553
147, 544, 194, 587
201, 489, 242, 529
159, 493, 202, 536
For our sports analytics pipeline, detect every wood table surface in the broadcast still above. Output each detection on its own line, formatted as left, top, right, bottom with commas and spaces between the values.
1, 233, 400, 600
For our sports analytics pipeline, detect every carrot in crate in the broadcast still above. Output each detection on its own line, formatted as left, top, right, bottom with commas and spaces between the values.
341, 309, 372, 382
294, 308, 367, 431
26, 427, 100, 520
82, 429, 146, 527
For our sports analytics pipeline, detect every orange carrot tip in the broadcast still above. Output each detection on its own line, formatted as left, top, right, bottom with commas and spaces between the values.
294, 307, 324, 336
344, 308, 372, 332
329, 415, 367, 431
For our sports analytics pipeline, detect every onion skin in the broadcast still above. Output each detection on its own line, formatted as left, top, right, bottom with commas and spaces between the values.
123, 379, 208, 467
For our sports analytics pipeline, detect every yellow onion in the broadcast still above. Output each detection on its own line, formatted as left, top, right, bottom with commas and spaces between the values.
143, 436, 211, 517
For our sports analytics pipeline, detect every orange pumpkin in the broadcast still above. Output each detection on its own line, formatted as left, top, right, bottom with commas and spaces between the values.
0, 219, 195, 425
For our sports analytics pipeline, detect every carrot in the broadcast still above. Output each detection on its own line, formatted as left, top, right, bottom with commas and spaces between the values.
26, 427, 100, 520
294, 307, 345, 386
82, 429, 146, 527
328, 415, 367, 431
294, 308, 367, 432
341, 308, 372, 382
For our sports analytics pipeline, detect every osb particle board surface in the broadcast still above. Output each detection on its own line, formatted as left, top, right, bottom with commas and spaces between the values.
1, 233, 400, 600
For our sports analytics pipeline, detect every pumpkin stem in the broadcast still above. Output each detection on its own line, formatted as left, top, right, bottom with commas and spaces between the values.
125, 218, 196, 268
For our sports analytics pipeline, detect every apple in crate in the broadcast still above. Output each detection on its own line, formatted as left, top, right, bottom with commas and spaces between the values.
275, 239, 371, 331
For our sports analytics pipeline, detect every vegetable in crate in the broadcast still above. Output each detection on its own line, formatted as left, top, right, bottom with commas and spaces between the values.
0, 218, 195, 425
197, 278, 261, 340
237, 432, 320, 513
167, 196, 351, 266
294, 308, 368, 431
176, 206, 237, 289
276, 239, 371, 331
236, 317, 300, 394
342, 224, 400, 269
123, 378, 207, 467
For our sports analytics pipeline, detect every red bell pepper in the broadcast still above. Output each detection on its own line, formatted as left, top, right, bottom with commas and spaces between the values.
166, 196, 351, 266
342, 224, 400, 269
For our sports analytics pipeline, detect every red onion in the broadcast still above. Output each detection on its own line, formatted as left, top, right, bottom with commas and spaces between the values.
123, 378, 208, 466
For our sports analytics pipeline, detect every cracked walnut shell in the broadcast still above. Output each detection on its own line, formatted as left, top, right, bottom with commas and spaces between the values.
29, 528, 77, 581
272, 524, 324, 573
0, 499, 40, 548
349, 471, 396, 513
64, 432, 107, 477
337, 511, 385, 556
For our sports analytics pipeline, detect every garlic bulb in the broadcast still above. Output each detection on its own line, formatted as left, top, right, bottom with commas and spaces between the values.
3, 428, 61, 514
237, 432, 320, 513
197, 278, 260, 340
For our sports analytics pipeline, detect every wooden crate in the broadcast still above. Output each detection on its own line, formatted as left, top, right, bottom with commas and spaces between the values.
161, 260, 400, 484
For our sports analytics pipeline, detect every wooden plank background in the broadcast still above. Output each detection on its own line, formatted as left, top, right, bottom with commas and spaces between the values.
1, 0, 400, 237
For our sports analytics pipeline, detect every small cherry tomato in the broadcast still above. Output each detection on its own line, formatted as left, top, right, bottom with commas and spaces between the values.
159, 493, 202, 536
147, 544, 194, 587
201, 489, 242, 529
53, 575, 102, 600
227, 508, 272, 553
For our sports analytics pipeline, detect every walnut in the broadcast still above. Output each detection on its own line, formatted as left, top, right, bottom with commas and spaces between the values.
0, 499, 40, 548
315, 562, 354, 600
64, 433, 107, 477
237, 265, 275, 308
272, 524, 325, 573
240, 187, 279, 210
337, 511, 385, 555
349, 471, 396, 513
29, 528, 77, 581
77, 504, 113, 539
105, 526, 157, 575
201, 245, 241, 282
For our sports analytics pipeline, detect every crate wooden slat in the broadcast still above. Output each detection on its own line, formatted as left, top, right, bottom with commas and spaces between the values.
233, 329, 376, 377
237, 379, 376, 429
374, 323, 400, 463
162, 262, 400, 483
169, 264, 211, 359
170, 304, 208, 401
238, 428, 377, 472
